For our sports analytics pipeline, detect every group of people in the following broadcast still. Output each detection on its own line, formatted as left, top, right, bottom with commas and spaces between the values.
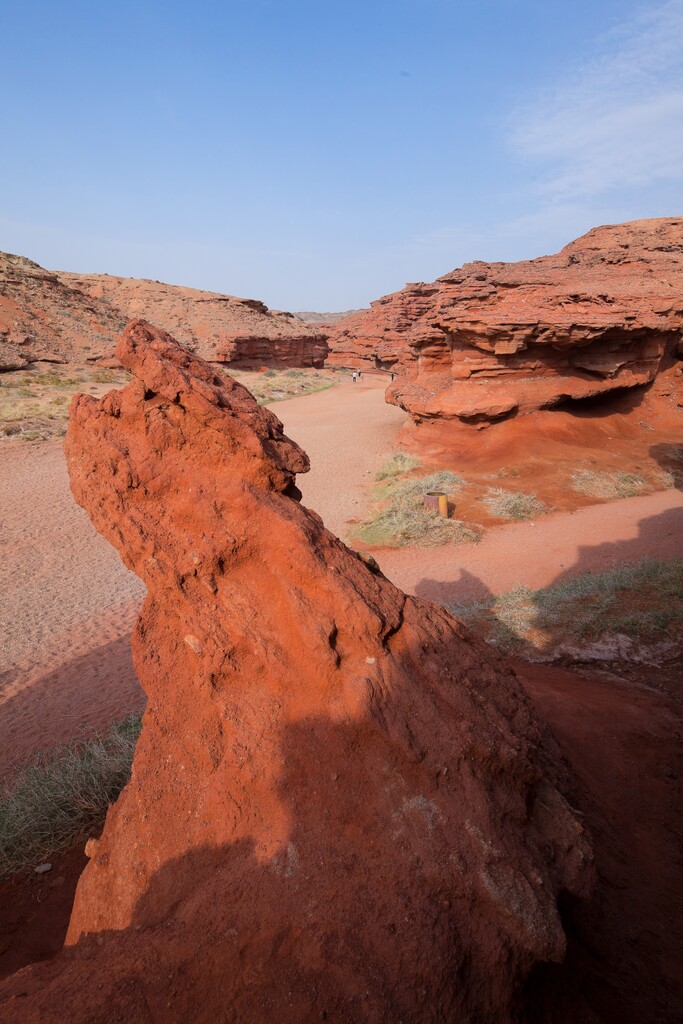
351, 369, 396, 383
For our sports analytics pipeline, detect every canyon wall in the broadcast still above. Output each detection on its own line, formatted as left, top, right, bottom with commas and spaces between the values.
0, 321, 592, 1022
60, 272, 329, 367
0, 252, 327, 371
327, 218, 683, 423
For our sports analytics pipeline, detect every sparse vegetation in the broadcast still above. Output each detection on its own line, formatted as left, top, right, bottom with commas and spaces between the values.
229, 367, 343, 405
571, 469, 646, 499
448, 559, 683, 656
355, 470, 479, 547
0, 714, 141, 878
483, 487, 546, 521
375, 453, 421, 480
0, 366, 129, 442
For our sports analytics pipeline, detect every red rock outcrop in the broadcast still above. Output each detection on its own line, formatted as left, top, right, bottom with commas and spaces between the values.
60, 272, 329, 367
0, 321, 592, 1022
0, 252, 125, 369
327, 218, 683, 422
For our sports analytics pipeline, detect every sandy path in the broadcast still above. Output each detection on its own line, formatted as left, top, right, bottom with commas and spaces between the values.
379, 488, 683, 605
1, 376, 681, 776
274, 375, 407, 538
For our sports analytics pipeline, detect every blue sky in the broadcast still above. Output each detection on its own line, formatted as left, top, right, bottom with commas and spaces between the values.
2, 0, 682, 309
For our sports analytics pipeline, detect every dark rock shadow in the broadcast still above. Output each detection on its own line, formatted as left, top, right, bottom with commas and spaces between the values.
0, 635, 144, 779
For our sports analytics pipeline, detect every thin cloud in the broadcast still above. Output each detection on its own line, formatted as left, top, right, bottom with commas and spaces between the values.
510, 0, 683, 200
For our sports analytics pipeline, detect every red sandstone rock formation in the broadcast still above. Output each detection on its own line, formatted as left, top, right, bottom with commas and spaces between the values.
60, 271, 329, 367
0, 321, 592, 1022
0, 252, 327, 372
0, 252, 125, 369
327, 218, 683, 423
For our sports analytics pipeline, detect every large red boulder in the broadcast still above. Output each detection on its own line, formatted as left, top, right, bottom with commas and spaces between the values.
0, 321, 592, 1022
328, 218, 683, 423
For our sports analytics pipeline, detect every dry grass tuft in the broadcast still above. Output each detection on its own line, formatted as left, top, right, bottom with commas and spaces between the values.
571, 469, 646, 500
483, 488, 546, 521
375, 453, 421, 480
449, 559, 683, 655
355, 471, 478, 547
0, 714, 141, 878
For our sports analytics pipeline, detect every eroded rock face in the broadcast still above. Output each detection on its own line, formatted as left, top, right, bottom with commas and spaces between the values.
59, 272, 329, 367
0, 252, 125, 368
327, 218, 683, 423
0, 321, 592, 1022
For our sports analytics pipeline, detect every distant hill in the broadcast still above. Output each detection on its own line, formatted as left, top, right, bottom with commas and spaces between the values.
294, 309, 365, 326
0, 252, 328, 371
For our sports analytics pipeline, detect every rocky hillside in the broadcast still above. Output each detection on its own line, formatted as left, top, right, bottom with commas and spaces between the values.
0, 251, 328, 371
327, 218, 683, 423
0, 253, 125, 370
61, 272, 329, 367
0, 321, 593, 1021
294, 308, 365, 326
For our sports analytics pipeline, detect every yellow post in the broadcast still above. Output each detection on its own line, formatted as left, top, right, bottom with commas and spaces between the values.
438, 494, 449, 518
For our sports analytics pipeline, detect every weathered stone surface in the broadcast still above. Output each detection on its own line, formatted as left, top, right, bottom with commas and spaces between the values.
0, 252, 125, 368
0, 252, 328, 372
60, 272, 329, 367
327, 218, 683, 422
0, 320, 592, 1022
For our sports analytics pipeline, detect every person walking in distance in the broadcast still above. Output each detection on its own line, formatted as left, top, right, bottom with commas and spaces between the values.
357, 368, 362, 380
352, 371, 357, 384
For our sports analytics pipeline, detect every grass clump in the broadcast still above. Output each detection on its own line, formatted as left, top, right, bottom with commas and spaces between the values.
375, 453, 421, 480
229, 367, 340, 405
0, 713, 141, 878
355, 471, 478, 547
448, 558, 683, 655
571, 469, 646, 500
483, 488, 546, 521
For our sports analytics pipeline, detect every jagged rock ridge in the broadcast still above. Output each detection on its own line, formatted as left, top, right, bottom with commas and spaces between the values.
327, 218, 683, 423
0, 321, 592, 1021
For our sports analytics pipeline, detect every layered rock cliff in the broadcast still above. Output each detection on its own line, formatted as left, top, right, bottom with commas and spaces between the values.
327, 218, 683, 423
60, 272, 329, 367
0, 252, 327, 371
0, 321, 592, 1022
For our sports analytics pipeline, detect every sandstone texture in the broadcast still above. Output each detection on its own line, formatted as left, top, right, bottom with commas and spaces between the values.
0, 251, 327, 372
0, 252, 125, 369
60, 271, 329, 367
0, 321, 592, 1022
327, 218, 683, 422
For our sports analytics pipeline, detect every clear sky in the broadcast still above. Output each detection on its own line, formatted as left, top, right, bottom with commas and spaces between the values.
2, 0, 682, 309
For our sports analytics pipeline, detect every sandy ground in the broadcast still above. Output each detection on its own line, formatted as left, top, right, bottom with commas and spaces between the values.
1, 374, 681, 777
380, 488, 683, 605
275, 374, 407, 538
0, 444, 145, 777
